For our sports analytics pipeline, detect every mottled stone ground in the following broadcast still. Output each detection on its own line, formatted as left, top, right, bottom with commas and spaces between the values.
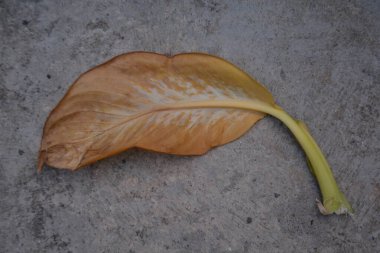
1, 1, 379, 252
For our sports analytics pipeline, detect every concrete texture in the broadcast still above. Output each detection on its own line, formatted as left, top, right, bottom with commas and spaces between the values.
1, 0, 379, 252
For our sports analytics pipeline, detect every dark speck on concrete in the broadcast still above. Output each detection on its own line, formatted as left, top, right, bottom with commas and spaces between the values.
46, 74, 51, 79
18, 149, 24, 155
22, 20, 29, 26
161, 217, 169, 225
274, 193, 280, 198
246, 217, 252, 224
86, 20, 109, 32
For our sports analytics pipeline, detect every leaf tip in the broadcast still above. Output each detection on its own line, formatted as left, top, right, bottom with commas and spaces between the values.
37, 150, 45, 173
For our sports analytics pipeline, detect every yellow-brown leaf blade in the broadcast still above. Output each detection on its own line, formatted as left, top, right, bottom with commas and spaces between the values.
39, 52, 274, 170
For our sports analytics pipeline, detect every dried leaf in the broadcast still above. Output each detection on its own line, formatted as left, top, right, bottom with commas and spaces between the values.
38, 52, 353, 215
39, 52, 274, 170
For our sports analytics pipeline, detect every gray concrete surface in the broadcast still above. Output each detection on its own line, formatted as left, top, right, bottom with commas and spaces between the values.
1, 0, 379, 252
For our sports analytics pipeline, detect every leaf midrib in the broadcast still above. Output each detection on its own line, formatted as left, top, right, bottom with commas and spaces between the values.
45, 99, 269, 149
